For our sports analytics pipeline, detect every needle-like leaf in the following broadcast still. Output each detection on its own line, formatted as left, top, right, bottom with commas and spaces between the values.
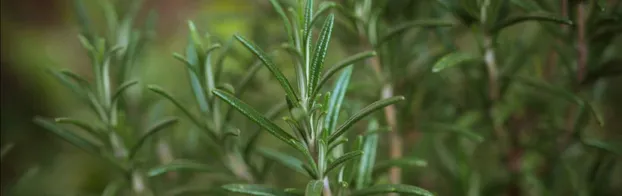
34, 117, 101, 155
268, 0, 294, 45
328, 96, 405, 143
111, 80, 139, 103
234, 35, 299, 107
309, 14, 335, 96
258, 148, 309, 177
325, 151, 363, 175
213, 89, 296, 147
54, 117, 104, 139
222, 184, 299, 196
490, 12, 573, 34
129, 117, 178, 159
148, 159, 215, 177
356, 119, 379, 189
317, 51, 376, 90
147, 85, 204, 130
350, 184, 435, 196
324, 66, 352, 134
432, 52, 480, 73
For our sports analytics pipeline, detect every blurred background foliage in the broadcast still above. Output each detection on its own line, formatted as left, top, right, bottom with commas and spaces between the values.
1, 0, 621, 195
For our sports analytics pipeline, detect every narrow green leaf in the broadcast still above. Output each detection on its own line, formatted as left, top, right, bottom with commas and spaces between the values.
129, 117, 178, 159
147, 85, 204, 129
54, 117, 103, 138
222, 184, 298, 196
309, 14, 335, 96
234, 35, 299, 106
311, 2, 337, 26
327, 138, 348, 154
356, 119, 379, 189
350, 184, 434, 196
258, 148, 309, 177
33, 117, 101, 154
377, 20, 454, 47
303, 0, 314, 42
328, 96, 405, 143
60, 70, 91, 89
185, 41, 210, 114
324, 66, 352, 134
235, 60, 263, 97
432, 52, 480, 73
318, 51, 376, 89
111, 80, 139, 103
165, 186, 227, 196
73, 0, 93, 40
373, 158, 428, 175
268, 0, 294, 45
243, 102, 288, 161
148, 159, 214, 177
49, 70, 89, 100
305, 180, 324, 196
490, 12, 573, 33
318, 140, 327, 173
173, 53, 198, 74
325, 151, 363, 175
582, 139, 622, 155
213, 89, 296, 147
188, 21, 205, 58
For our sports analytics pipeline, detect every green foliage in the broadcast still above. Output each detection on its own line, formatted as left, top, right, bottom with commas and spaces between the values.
7, 0, 620, 195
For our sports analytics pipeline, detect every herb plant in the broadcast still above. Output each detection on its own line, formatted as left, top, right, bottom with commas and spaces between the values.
5, 0, 619, 195
31, 1, 166, 195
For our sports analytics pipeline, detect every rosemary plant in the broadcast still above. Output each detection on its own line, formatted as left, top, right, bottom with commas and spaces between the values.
206, 0, 433, 195
32, 0, 168, 195
145, 21, 277, 186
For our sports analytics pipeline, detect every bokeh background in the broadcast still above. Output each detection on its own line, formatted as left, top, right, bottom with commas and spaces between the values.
1, 0, 621, 195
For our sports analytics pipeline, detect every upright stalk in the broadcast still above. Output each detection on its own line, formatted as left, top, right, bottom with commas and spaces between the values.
576, 2, 588, 82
